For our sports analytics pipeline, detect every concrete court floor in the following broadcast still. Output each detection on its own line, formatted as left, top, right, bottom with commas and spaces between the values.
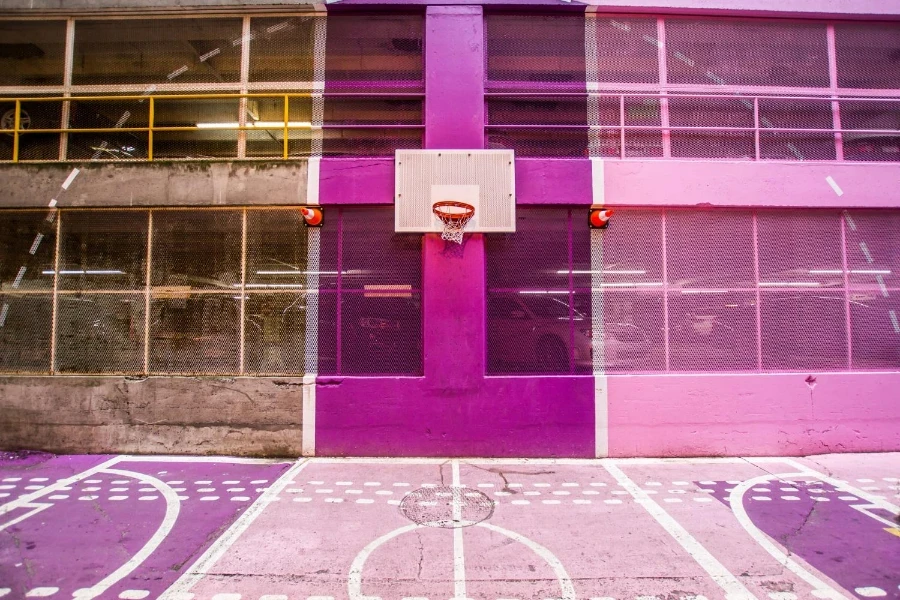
0, 452, 898, 600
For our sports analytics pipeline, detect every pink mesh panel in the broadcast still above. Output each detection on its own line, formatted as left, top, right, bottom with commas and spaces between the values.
666, 210, 754, 289
760, 290, 847, 371
668, 96, 754, 160
320, 207, 423, 376
757, 210, 843, 287
602, 290, 665, 373
759, 98, 836, 162
591, 17, 659, 84
485, 14, 586, 89
668, 291, 757, 371
844, 210, 900, 291
835, 23, 900, 89
664, 18, 829, 88
325, 13, 424, 90
850, 296, 900, 371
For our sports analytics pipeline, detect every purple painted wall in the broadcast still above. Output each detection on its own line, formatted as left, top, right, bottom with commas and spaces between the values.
316, 6, 596, 457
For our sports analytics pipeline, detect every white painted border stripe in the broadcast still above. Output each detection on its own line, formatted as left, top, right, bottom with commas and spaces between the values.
451, 460, 467, 600
310, 457, 751, 466
591, 157, 605, 206
302, 374, 316, 457
603, 462, 758, 600
307, 156, 321, 206
594, 375, 609, 458
160, 458, 310, 598
60, 168, 80, 190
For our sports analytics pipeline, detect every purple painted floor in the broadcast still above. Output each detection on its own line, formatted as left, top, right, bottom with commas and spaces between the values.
1, 453, 898, 600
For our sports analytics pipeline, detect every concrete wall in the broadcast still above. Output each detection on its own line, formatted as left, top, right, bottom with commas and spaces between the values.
0, 162, 311, 209
0, 377, 304, 456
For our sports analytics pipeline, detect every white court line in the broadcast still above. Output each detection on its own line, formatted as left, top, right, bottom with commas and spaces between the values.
74, 469, 181, 600
160, 458, 309, 599
779, 459, 900, 515
311, 457, 750, 466
348, 523, 421, 600
0, 456, 122, 515
451, 460, 466, 600
119, 455, 290, 465
603, 462, 757, 600
728, 472, 847, 600
0, 503, 51, 531
476, 522, 576, 600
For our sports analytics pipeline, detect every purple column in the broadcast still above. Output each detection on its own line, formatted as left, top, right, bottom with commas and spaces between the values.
424, 6, 486, 387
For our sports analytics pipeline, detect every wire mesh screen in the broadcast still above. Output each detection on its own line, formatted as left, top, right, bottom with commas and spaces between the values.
244, 293, 307, 375
759, 98, 836, 162
835, 23, 900, 90
249, 17, 318, 83
1, 98, 63, 162
486, 208, 592, 375
486, 14, 586, 90
0, 294, 52, 373
594, 210, 665, 373
668, 96, 754, 160
55, 294, 145, 374
151, 210, 242, 290
840, 99, 900, 162
0, 21, 66, 86
590, 16, 660, 84
149, 294, 240, 374
72, 18, 243, 86
0, 210, 56, 292
58, 211, 148, 291
664, 18, 829, 88
325, 14, 424, 90
317, 207, 423, 376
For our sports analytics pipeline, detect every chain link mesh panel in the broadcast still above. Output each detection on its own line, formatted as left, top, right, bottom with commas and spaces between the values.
835, 23, 900, 90
589, 16, 660, 84
0, 294, 52, 373
58, 210, 148, 291
486, 14, 586, 89
850, 295, 900, 371
315, 207, 422, 375
244, 293, 306, 375
594, 210, 665, 373
72, 18, 242, 86
248, 16, 318, 84
0, 21, 66, 86
246, 209, 307, 288
840, 99, 900, 162
759, 98, 836, 162
0, 210, 56, 292
153, 97, 241, 159
758, 210, 843, 287
668, 96, 754, 159
487, 208, 591, 374
55, 293, 145, 374
666, 210, 755, 289
325, 14, 424, 90
844, 210, 900, 291
664, 18, 829, 88
151, 210, 242, 291
624, 96, 663, 158
0, 98, 63, 161
668, 290, 757, 371
149, 294, 239, 374
67, 96, 149, 161
761, 289, 847, 370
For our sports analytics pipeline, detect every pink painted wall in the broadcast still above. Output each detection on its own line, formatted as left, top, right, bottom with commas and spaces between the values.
608, 372, 900, 456
603, 160, 900, 208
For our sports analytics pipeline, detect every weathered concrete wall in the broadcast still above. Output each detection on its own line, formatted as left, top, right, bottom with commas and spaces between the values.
0, 376, 304, 456
0, 162, 310, 208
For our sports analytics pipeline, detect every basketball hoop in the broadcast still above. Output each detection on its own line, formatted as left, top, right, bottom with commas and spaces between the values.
433, 201, 475, 244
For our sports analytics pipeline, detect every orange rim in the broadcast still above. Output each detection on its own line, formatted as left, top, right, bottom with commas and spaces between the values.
433, 201, 475, 221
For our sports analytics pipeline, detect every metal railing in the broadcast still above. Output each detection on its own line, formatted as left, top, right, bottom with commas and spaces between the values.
0, 92, 425, 162
485, 91, 900, 161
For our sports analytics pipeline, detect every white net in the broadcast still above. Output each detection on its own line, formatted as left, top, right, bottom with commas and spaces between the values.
434, 203, 474, 244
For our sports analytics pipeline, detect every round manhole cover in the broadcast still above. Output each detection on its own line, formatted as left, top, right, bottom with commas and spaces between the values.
399, 486, 494, 528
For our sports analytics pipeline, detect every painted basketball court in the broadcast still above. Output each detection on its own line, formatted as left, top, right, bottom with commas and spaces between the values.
1, 453, 898, 600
